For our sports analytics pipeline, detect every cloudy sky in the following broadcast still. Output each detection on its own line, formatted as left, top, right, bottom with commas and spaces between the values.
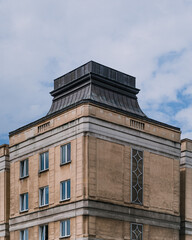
1, 0, 192, 144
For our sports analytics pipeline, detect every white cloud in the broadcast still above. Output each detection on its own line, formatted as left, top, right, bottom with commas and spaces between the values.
1, 0, 192, 142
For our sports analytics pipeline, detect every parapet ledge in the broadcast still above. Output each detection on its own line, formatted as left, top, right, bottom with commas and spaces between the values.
181, 138, 192, 152
0, 144, 9, 158
180, 139, 192, 168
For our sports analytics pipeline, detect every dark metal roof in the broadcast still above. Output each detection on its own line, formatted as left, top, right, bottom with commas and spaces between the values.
48, 61, 146, 117
9, 61, 181, 137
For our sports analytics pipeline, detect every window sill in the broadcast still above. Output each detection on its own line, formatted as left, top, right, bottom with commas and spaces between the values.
39, 204, 49, 208
38, 169, 49, 174
20, 209, 28, 214
20, 175, 29, 180
60, 161, 71, 167
60, 235, 70, 239
60, 198, 70, 203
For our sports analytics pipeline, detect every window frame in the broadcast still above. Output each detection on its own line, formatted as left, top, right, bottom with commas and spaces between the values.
39, 151, 49, 173
20, 159, 29, 179
20, 192, 29, 212
131, 148, 144, 205
20, 229, 28, 240
60, 179, 71, 202
39, 225, 48, 240
60, 219, 70, 238
60, 143, 71, 166
131, 223, 143, 240
39, 186, 49, 207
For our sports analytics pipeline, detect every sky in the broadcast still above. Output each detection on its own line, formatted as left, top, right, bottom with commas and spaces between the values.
1, 0, 192, 144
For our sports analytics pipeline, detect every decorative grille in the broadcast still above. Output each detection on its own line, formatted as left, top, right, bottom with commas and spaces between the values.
130, 119, 145, 130
131, 149, 143, 204
38, 122, 50, 133
131, 223, 143, 240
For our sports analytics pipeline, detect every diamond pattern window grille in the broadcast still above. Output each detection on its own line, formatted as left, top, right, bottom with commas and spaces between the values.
131, 149, 143, 204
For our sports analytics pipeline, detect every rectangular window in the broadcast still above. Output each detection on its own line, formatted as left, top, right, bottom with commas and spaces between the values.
20, 229, 28, 240
131, 149, 143, 205
60, 219, 70, 237
60, 180, 70, 201
20, 193, 28, 212
39, 225, 48, 240
39, 186, 49, 207
131, 223, 143, 240
61, 143, 71, 164
20, 159, 29, 178
40, 152, 49, 172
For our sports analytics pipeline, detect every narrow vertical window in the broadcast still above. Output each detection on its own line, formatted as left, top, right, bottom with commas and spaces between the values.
20, 229, 28, 240
40, 152, 49, 172
39, 186, 49, 207
131, 149, 143, 205
61, 143, 71, 164
20, 159, 29, 178
20, 193, 28, 212
60, 219, 70, 237
131, 223, 143, 240
60, 180, 71, 201
39, 225, 48, 240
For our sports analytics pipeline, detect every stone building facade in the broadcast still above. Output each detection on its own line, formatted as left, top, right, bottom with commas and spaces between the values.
0, 61, 191, 239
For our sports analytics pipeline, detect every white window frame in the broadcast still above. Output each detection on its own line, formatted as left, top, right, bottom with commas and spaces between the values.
39, 225, 48, 240
20, 229, 28, 240
60, 219, 70, 237
60, 180, 71, 201
20, 193, 28, 212
39, 151, 49, 172
20, 159, 29, 178
39, 186, 49, 207
61, 143, 71, 165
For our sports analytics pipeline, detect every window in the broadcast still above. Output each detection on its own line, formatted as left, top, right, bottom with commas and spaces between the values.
40, 152, 49, 172
131, 223, 143, 240
60, 219, 70, 237
39, 186, 49, 207
61, 143, 71, 165
20, 193, 28, 212
20, 159, 29, 178
39, 225, 48, 240
20, 229, 28, 240
60, 180, 70, 201
131, 149, 143, 205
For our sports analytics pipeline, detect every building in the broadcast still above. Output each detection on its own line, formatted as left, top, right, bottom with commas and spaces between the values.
0, 61, 191, 239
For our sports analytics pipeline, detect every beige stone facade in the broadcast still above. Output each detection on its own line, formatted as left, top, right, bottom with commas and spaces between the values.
0, 61, 190, 239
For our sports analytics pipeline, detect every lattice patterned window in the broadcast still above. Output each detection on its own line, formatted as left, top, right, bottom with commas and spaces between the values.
131, 149, 143, 204
131, 223, 143, 240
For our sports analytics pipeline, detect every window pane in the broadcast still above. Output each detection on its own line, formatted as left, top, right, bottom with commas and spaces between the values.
67, 143, 71, 162
21, 196, 24, 211
20, 161, 24, 177
61, 221, 65, 236
40, 189, 44, 206
45, 152, 49, 169
67, 219, 70, 235
45, 187, 49, 205
26, 193, 28, 210
26, 159, 28, 176
20, 230, 24, 240
25, 229, 28, 240
62, 182, 65, 200
45, 225, 48, 240
40, 154, 44, 171
67, 180, 70, 199
62, 145, 66, 163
